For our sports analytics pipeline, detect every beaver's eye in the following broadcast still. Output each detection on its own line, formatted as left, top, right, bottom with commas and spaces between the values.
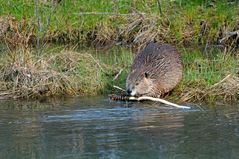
144, 72, 149, 78
135, 82, 139, 86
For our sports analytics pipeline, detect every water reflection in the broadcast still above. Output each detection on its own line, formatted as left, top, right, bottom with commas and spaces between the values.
0, 97, 239, 159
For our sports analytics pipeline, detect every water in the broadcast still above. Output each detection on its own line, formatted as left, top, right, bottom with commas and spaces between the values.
0, 97, 239, 159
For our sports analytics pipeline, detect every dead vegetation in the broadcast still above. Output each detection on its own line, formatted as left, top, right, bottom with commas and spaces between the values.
0, 50, 106, 99
88, 14, 159, 50
0, 16, 36, 48
90, 23, 117, 48
0, 12, 238, 53
179, 74, 239, 102
117, 14, 159, 50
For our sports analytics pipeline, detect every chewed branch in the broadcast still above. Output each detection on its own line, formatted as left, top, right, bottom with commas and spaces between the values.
111, 85, 190, 109
128, 96, 191, 109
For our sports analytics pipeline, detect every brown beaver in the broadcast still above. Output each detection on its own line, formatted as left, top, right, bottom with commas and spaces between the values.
126, 42, 183, 97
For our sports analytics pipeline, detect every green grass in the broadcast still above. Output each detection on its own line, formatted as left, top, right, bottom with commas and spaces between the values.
93, 47, 133, 93
184, 50, 238, 82
173, 48, 239, 102
1, 0, 238, 46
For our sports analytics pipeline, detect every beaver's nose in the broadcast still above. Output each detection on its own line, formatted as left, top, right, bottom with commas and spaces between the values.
126, 89, 132, 95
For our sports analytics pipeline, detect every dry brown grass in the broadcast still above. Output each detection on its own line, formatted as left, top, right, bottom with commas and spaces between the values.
0, 50, 106, 99
0, 16, 36, 49
179, 74, 239, 102
0, 12, 238, 53
118, 14, 159, 50
90, 23, 117, 48
88, 14, 159, 51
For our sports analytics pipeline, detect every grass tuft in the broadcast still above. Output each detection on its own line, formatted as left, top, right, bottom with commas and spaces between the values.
0, 49, 109, 98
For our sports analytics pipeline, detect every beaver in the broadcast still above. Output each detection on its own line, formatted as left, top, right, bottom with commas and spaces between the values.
126, 42, 183, 97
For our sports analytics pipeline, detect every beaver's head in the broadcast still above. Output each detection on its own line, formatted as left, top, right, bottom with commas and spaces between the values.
126, 70, 154, 96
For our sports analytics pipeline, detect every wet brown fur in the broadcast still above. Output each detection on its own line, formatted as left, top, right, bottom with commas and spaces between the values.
126, 42, 183, 97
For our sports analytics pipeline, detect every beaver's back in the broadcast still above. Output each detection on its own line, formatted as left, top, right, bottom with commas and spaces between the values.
130, 42, 183, 95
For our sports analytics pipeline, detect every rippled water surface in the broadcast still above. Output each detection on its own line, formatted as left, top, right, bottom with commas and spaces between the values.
0, 96, 239, 159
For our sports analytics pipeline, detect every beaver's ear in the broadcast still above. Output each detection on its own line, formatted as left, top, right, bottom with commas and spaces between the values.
144, 72, 149, 78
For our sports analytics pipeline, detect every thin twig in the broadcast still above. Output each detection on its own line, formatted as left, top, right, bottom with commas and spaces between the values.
34, 0, 41, 53
198, 74, 232, 101
157, 0, 163, 15
88, 54, 106, 73
129, 96, 191, 109
74, 12, 146, 16
219, 30, 239, 43
113, 69, 123, 80
41, 0, 59, 45
210, 74, 231, 89
112, 0, 118, 13
113, 85, 125, 92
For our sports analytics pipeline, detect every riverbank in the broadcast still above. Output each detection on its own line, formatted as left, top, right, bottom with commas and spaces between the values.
0, 0, 239, 102
0, 46, 132, 98
0, 46, 238, 102
1, 0, 238, 50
